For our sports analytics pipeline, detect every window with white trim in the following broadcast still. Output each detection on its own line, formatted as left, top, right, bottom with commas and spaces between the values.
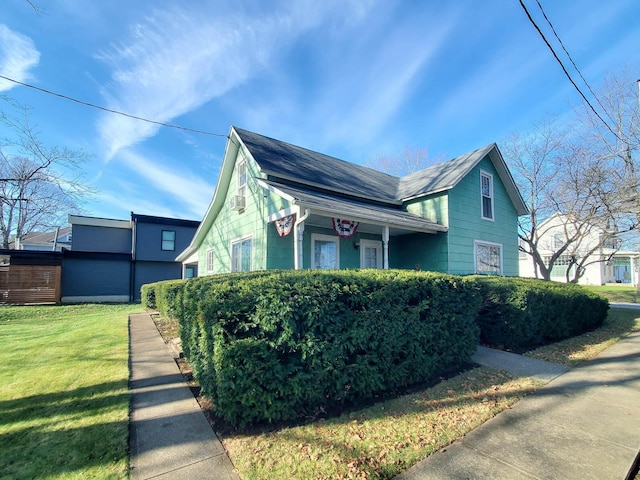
237, 158, 247, 198
206, 248, 215, 274
481, 171, 494, 221
360, 239, 382, 269
475, 240, 502, 275
231, 236, 252, 272
311, 233, 339, 270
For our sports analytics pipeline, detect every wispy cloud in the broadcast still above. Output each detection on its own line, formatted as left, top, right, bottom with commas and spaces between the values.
0, 24, 40, 92
229, 3, 458, 156
117, 150, 215, 219
95, 1, 370, 160
320, 16, 455, 147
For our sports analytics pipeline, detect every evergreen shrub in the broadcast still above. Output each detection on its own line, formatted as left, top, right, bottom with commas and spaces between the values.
140, 283, 156, 310
153, 280, 186, 320
145, 270, 608, 426
157, 270, 481, 426
472, 276, 609, 349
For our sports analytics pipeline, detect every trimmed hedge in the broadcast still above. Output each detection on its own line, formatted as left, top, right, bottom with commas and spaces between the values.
149, 270, 480, 426
145, 271, 609, 426
141, 283, 157, 310
472, 276, 609, 350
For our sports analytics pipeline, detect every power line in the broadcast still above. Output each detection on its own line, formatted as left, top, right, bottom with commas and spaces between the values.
518, 0, 625, 144
533, 0, 618, 129
0, 74, 229, 139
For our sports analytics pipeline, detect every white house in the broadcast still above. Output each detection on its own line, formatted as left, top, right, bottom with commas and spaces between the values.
519, 213, 639, 286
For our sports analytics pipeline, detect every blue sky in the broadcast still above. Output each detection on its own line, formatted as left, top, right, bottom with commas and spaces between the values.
1, 0, 638, 223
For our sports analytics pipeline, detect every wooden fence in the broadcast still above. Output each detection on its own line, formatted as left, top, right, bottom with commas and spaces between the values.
0, 265, 62, 304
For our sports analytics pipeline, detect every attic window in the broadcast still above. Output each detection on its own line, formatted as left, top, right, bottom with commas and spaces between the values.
237, 158, 247, 198
481, 171, 494, 221
206, 248, 215, 274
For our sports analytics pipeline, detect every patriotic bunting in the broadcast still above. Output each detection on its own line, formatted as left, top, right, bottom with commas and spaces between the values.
274, 214, 295, 236
332, 218, 359, 238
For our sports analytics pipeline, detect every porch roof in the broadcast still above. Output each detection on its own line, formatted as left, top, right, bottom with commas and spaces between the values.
260, 180, 448, 235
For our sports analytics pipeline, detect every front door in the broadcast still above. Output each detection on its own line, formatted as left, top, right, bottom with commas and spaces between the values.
360, 239, 382, 269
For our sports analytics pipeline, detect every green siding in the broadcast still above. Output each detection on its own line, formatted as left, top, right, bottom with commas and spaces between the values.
399, 191, 449, 271
264, 188, 295, 270
405, 191, 448, 226
390, 233, 448, 272
266, 224, 295, 270
198, 150, 269, 274
196, 150, 520, 277
446, 157, 519, 276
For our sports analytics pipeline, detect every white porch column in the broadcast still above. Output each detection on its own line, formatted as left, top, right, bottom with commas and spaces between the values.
383, 225, 389, 270
294, 208, 310, 270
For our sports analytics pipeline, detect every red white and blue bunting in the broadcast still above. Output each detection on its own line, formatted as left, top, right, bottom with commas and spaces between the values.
332, 218, 359, 238
274, 214, 295, 237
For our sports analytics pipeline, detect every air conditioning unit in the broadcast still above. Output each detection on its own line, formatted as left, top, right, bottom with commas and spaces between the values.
228, 195, 246, 211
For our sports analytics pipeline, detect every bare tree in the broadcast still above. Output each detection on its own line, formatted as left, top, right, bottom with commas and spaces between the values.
575, 70, 640, 284
504, 117, 569, 279
504, 115, 635, 282
365, 146, 442, 177
0, 102, 93, 248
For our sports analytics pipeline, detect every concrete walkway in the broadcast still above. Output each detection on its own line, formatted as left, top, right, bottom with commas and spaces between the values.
398, 329, 640, 479
129, 313, 238, 480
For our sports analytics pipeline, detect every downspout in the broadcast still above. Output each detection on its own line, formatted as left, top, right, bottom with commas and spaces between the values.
130, 215, 137, 302
294, 208, 310, 270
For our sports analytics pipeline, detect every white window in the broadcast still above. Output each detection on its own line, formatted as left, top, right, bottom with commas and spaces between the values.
161, 230, 176, 251
311, 233, 339, 270
475, 240, 502, 275
206, 248, 215, 274
231, 236, 252, 272
481, 171, 494, 221
237, 158, 247, 198
360, 239, 382, 269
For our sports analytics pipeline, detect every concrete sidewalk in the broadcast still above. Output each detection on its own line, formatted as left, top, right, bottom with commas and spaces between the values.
398, 330, 640, 479
129, 313, 238, 480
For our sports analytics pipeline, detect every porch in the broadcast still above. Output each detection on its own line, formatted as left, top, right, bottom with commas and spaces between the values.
261, 180, 448, 271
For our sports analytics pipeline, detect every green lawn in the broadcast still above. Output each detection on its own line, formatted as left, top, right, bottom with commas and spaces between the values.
0, 303, 142, 480
526, 307, 640, 367
583, 284, 639, 303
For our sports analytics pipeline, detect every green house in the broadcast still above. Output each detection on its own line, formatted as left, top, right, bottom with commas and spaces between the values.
177, 127, 528, 276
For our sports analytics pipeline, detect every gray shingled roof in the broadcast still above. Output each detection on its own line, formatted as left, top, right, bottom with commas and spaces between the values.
234, 127, 401, 204
233, 127, 527, 215
397, 144, 496, 199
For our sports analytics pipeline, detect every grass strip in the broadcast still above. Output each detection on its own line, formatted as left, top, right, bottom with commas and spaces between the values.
223, 368, 539, 479
583, 285, 640, 304
525, 307, 640, 367
0, 303, 141, 480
